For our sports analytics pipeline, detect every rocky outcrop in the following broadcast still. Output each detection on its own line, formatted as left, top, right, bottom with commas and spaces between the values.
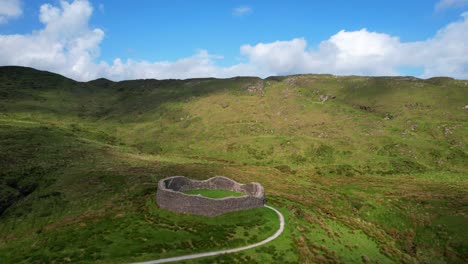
156, 176, 265, 217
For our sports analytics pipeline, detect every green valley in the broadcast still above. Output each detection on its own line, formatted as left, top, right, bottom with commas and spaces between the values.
0, 66, 466, 263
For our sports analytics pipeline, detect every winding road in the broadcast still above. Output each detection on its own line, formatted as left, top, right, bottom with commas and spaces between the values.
133, 205, 285, 264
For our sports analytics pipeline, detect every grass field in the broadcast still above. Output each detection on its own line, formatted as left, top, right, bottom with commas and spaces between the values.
183, 189, 244, 198
0, 66, 466, 263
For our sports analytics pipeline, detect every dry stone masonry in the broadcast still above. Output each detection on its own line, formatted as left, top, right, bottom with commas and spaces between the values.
156, 176, 265, 217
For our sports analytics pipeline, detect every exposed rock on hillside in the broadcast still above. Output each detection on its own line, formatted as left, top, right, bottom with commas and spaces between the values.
319, 94, 336, 104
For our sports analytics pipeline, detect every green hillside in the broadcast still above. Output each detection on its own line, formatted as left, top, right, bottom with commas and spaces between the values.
0, 66, 466, 263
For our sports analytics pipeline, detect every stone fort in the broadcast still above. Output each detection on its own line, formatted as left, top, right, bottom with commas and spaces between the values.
156, 176, 265, 217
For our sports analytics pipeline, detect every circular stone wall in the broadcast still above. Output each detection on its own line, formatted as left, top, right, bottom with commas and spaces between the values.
156, 176, 265, 217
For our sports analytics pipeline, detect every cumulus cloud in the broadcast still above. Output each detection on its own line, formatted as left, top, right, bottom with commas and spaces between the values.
240, 31, 403, 77
232, 6, 252, 16
405, 12, 468, 78
99, 50, 261, 81
0, 0, 104, 80
239, 13, 468, 79
102, 50, 226, 80
435, 0, 468, 11
0, 0, 467, 81
0, 0, 257, 81
0, 0, 22, 24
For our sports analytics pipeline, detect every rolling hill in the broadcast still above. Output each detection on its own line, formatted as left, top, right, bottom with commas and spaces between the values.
0, 66, 467, 263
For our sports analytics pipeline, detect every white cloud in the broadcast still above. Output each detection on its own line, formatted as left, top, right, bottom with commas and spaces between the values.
239, 13, 468, 79
240, 31, 403, 77
0, 0, 104, 80
102, 50, 226, 80
404, 12, 468, 78
435, 0, 468, 11
0, 0, 467, 81
0, 0, 22, 24
232, 6, 252, 16
228, 12, 468, 79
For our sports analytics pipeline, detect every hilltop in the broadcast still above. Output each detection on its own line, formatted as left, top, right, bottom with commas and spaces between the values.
0, 66, 467, 263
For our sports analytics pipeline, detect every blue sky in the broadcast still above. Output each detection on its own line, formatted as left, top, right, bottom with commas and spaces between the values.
0, 0, 467, 80
94, 0, 466, 64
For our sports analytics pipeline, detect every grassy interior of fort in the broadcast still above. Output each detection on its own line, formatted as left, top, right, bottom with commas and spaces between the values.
183, 189, 244, 198
0, 66, 466, 263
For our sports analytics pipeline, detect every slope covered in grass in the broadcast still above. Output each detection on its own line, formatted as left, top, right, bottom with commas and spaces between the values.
0, 66, 466, 263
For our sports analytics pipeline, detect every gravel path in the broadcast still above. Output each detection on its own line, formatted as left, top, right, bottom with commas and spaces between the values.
132, 205, 285, 264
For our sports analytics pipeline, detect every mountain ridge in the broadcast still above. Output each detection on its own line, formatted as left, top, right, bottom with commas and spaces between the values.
1, 66, 465, 83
